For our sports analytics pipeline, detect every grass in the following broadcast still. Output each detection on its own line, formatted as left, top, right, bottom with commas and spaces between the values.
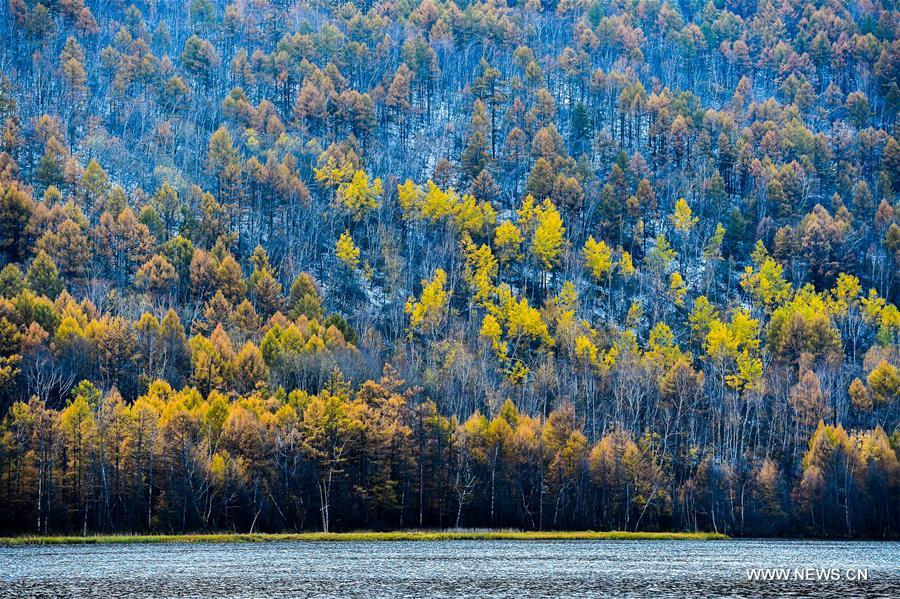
0, 530, 727, 546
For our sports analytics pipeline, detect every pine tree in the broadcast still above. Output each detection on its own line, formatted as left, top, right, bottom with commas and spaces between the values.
27, 250, 64, 299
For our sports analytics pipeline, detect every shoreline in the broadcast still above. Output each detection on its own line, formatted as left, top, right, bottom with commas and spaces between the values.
0, 530, 727, 546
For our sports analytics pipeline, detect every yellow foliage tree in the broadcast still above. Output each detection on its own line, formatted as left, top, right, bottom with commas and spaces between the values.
314, 154, 354, 190
338, 169, 382, 220
532, 199, 565, 271
618, 250, 635, 277
867, 360, 898, 404
335, 230, 360, 269
494, 220, 523, 266
397, 179, 424, 216
669, 197, 698, 233
462, 237, 498, 306
705, 309, 763, 391
668, 271, 687, 307
583, 236, 613, 282
740, 257, 792, 311
406, 268, 450, 335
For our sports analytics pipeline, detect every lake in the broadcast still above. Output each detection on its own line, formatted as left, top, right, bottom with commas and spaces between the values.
1, 539, 897, 598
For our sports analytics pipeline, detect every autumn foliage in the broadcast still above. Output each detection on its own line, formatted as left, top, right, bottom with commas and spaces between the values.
0, 0, 897, 536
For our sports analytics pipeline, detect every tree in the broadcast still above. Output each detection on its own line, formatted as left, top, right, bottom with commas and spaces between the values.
0, 316, 22, 392
669, 272, 688, 307
151, 181, 181, 241
159, 309, 189, 386
59, 385, 97, 534
207, 127, 240, 200
462, 239, 497, 306
494, 221, 523, 266
472, 60, 506, 158
597, 183, 623, 240
589, 429, 638, 530
302, 388, 360, 532
191, 326, 235, 394
215, 253, 246, 304
26, 251, 64, 299
289, 273, 324, 321
670, 198, 698, 234
867, 360, 898, 405
740, 257, 792, 311
790, 370, 831, 440
406, 269, 450, 336
182, 34, 218, 84
338, 170, 382, 221
525, 158, 554, 201
532, 199, 565, 284
81, 160, 110, 216
799, 205, 846, 289
94, 207, 153, 286
233, 342, 267, 394
135, 254, 178, 297
460, 101, 491, 182
37, 219, 91, 280
798, 422, 856, 535
0, 181, 33, 261
767, 288, 842, 364
849, 378, 872, 412
93, 316, 137, 387
583, 236, 613, 283
751, 459, 786, 533
0, 264, 24, 298
845, 92, 869, 128
852, 426, 899, 534
385, 64, 412, 130
249, 247, 283, 318
542, 402, 586, 528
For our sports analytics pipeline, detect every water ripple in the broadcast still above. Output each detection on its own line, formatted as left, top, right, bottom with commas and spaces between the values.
1, 539, 897, 598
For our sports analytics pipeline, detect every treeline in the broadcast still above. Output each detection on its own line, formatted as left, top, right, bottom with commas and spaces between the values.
0, 0, 898, 537
0, 254, 896, 536
2, 374, 897, 536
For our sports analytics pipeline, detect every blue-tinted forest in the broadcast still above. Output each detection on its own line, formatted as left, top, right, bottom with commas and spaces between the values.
0, 0, 897, 537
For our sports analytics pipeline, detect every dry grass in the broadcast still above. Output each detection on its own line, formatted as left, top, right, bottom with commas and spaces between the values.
0, 530, 728, 546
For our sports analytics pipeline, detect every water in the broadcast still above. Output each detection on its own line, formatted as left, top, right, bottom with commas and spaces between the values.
1, 539, 897, 598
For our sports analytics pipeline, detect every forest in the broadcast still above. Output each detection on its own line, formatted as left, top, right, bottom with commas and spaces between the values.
0, 0, 897, 538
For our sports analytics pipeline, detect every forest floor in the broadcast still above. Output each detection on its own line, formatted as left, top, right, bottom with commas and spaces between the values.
0, 530, 728, 545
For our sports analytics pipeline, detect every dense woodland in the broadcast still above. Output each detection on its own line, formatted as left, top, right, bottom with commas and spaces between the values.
0, 0, 897, 538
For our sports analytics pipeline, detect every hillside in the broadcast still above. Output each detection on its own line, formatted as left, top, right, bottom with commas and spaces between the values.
0, 0, 897, 537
